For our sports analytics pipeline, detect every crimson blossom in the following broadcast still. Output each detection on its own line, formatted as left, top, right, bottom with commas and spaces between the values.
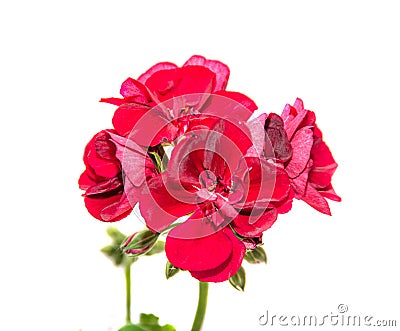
136, 115, 291, 282
100, 55, 257, 146
79, 55, 341, 285
280, 98, 341, 215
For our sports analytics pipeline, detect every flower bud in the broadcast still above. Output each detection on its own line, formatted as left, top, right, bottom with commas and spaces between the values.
165, 260, 180, 279
121, 230, 160, 257
229, 266, 246, 291
244, 246, 267, 264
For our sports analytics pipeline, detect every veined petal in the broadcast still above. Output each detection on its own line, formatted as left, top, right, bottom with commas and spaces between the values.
285, 127, 314, 178
84, 193, 130, 222
184, 55, 230, 91
302, 184, 332, 215
119, 77, 152, 103
139, 174, 196, 233
137, 62, 178, 85
232, 209, 278, 237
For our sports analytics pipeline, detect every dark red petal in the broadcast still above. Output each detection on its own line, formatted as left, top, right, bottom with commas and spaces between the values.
302, 184, 331, 215
85, 177, 122, 196
84, 193, 128, 222
184, 55, 230, 91
100, 97, 126, 106
145, 66, 215, 107
167, 131, 207, 189
232, 209, 278, 237
285, 127, 314, 178
85, 131, 120, 179
310, 139, 336, 168
100, 192, 133, 222
166, 225, 233, 272
319, 184, 342, 202
190, 228, 246, 282
78, 171, 97, 190
139, 175, 196, 233
235, 157, 290, 210
290, 162, 311, 198
112, 103, 151, 137
112, 103, 176, 145
137, 62, 178, 85
276, 188, 294, 214
264, 113, 292, 162
201, 91, 257, 122
308, 140, 338, 188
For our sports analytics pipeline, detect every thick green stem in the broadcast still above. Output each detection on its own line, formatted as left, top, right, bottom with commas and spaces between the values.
191, 282, 209, 331
125, 263, 132, 324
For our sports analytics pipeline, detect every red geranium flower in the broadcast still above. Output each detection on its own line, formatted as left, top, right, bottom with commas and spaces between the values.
137, 118, 291, 282
78, 130, 157, 221
281, 98, 341, 215
100, 55, 257, 146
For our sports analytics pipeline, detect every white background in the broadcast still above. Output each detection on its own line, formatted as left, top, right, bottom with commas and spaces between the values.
1, 1, 399, 330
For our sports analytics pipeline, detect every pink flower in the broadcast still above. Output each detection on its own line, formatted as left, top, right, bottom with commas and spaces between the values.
281, 98, 341, 215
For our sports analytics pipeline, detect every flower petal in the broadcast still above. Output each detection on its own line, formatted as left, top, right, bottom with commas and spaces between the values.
232, 209, 278, 237
201, 91, 257, 122
112, 103, 176, 145
302, 184, 331, 215
282, 99, 308, 140
166, 223, 233, 272
84, 131, 120, 179
235, 157, 290, 210
319, 184, 342, 202
120, 78, 152, 103
84, 193, 130, 222
285, 127, 314, 178
264, 113, 292, 162
137, 62, 178, 85
184, 55, 230, 91
145, 66, 215, 106
139, 174, 196, 233
189, 228, 246, 282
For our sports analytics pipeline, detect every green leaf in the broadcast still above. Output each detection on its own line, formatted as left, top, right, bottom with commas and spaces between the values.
229, 266, 246, 291
135, 313, 176, 331
100, 244, 125, 266
106, 226, 127, 244
118, 324, 147, 331
145, 241, 165, 256
244, 246, 267, 264
165, 260, 180, 279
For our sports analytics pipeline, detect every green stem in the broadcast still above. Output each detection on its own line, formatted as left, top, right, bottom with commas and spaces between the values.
191, 282, 209, 331
125, 263, 132, 324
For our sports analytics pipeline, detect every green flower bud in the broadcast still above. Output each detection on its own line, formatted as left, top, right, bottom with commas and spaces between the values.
229, 266, 246, 291
121, 230, 160, 257
244, 246, 267, 264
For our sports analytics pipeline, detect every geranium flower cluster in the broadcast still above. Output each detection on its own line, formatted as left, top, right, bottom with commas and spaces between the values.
79, 56, 340, 282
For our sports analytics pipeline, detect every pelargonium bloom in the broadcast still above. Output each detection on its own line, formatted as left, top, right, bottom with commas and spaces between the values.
138, 117, 291, 282
79, 130, 157, 221
78, 130, 133, 222
280, 98, 341, 214
100, 55, 257, 146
